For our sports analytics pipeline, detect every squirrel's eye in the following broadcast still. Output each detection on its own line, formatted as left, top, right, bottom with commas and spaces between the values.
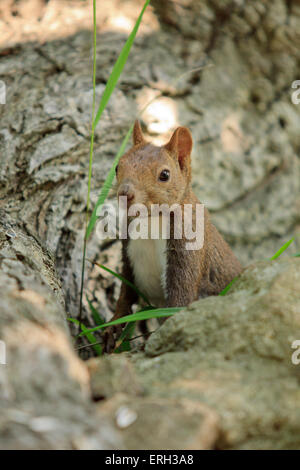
115, 164, 119, 174
159, 169, 170, 182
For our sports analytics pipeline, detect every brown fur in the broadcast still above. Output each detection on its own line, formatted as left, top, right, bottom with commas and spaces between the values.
103, 120, 242, 352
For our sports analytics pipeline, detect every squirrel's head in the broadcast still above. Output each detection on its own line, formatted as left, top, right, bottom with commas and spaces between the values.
116, 120, 193, 210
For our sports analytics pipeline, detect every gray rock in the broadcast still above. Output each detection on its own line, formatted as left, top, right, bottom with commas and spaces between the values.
91, 258, 300, 449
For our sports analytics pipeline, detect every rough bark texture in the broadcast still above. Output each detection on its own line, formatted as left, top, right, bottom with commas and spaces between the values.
0, 0, 299, 449
0, 211, 121, 449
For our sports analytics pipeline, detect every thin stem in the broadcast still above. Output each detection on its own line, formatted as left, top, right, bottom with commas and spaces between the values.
78, 0, 97, 333
74, 330, 155, 352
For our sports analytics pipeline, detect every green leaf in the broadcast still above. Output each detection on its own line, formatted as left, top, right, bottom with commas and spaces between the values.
85, 124, 133, 239
270, 238, 294, 260
93, 0, 150, 129
80, 307, 181, 336
68, 317, 102, 356
219, 277, 238, 296
114, 322, 136, 353
86, 295, 105, 326
87, 259, 152, 306
292, 252, 300, 257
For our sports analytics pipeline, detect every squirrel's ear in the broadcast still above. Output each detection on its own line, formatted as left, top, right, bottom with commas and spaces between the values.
164, 127, 193, 171
133, 120, 145, 146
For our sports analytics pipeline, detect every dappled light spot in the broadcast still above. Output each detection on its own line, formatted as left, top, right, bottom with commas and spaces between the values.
107, 15, 135, 33
138, 92, 178, 144
221, 113, 249, 154
13, 289, 46, 309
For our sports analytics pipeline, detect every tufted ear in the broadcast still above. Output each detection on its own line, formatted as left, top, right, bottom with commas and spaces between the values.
133, 120, 145, 146
164, 127, 193, 175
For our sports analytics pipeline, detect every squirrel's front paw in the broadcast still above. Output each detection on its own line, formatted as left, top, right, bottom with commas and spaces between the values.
103, 325, 123, 354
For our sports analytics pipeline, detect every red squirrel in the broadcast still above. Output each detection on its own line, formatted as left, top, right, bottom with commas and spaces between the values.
103, 120, 242, 352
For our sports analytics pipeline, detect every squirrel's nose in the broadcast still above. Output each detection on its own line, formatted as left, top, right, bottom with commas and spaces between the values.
118, 184, 135, 203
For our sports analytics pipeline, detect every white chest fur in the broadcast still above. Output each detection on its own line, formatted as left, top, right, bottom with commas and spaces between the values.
127, 237, 167, 307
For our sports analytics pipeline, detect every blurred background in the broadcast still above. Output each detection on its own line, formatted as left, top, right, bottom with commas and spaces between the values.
0, 0, 299, 323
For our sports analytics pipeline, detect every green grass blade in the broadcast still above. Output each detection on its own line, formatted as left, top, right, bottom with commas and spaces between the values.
93, 0, 150, 129
115, 339, 131, 353
85, 123, 133, 239
86, 295, 105, 326
292, 252, 300, 257
114, 322, 136, 353
80, 307, 181, 336
68, 317, 102, 356
85, 0, 150, 240
78, 0, 98, 329
220, 238, 296, 296
219, 276, 238, 296
270, 238, 294, 260
79, 0, 149, 324
87, 0, 97, 216
87, 259, 152, 306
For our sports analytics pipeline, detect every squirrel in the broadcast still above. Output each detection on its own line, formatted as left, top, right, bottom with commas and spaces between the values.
103, 120, 243, 352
